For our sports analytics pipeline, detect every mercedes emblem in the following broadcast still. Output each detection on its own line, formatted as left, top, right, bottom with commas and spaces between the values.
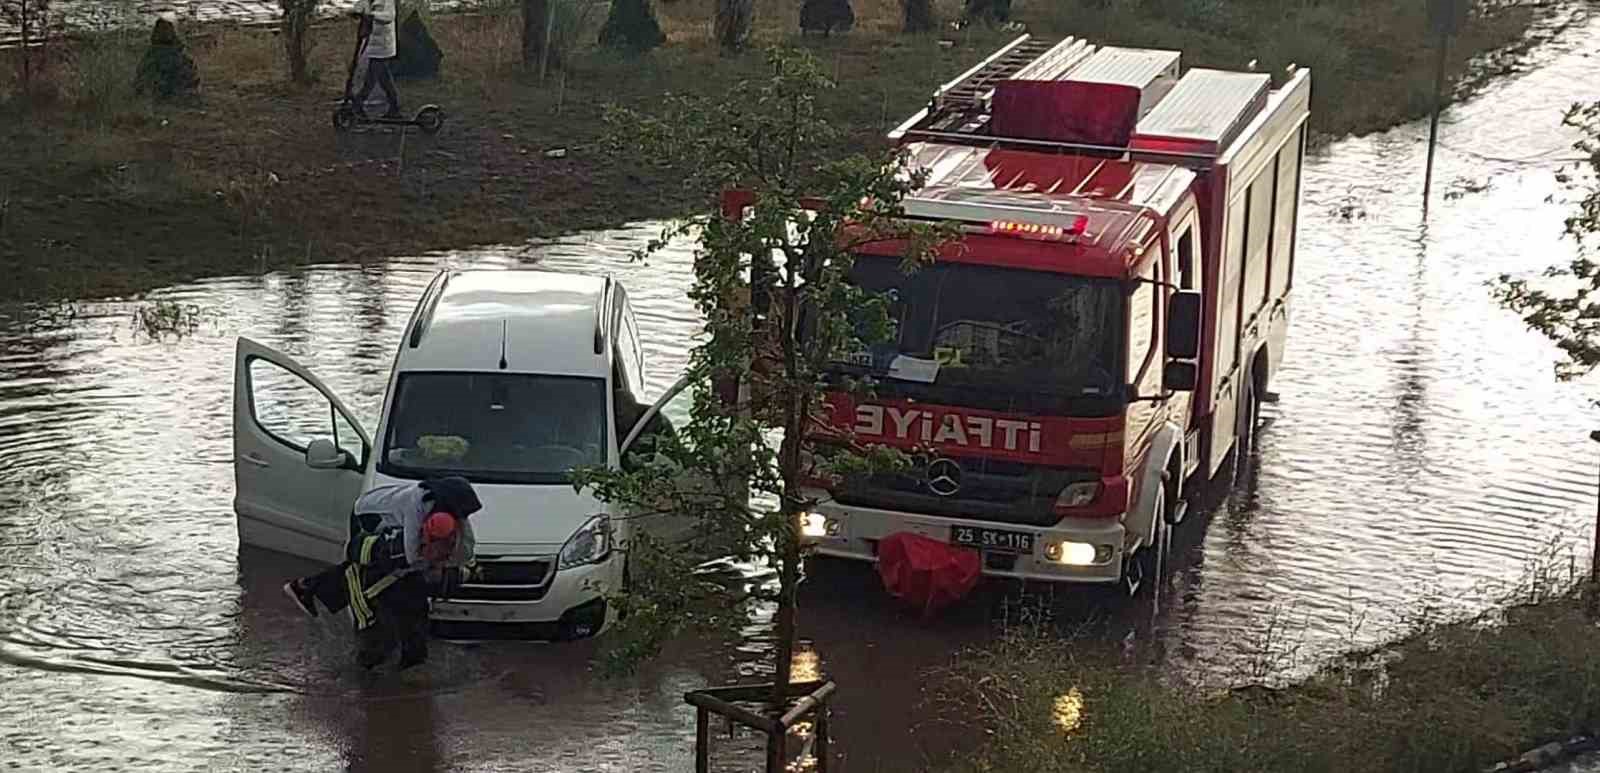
925, 458, 962, 497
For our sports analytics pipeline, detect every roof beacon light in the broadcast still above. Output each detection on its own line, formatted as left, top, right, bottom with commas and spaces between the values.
990, 215, 1088, 241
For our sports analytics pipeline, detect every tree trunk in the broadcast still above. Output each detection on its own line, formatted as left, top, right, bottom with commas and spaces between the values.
772, 395, 807, 709
279, 0, 316, 85
714, 0, 753, 53
771, 514, 799, 708
522, 0, 549, 68
901, 0, 934, 32
285, 15, 306, 84
770, 263, 810, 710
20, 0, 33, 90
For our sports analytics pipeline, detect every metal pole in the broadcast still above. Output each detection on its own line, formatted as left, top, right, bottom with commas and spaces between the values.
1589, 431, 1600, 597
695, 707, 709, 773
1422, 28, 1449, 216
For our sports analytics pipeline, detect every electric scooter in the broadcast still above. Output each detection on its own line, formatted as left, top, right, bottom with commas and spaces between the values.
331, 11, 444, 135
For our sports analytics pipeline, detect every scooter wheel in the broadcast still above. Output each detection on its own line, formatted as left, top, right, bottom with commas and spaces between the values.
332, 105, 357, 133
415, 105, 445, 136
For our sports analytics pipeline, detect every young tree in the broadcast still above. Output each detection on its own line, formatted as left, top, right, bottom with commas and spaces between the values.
279, 0, 317, 85
1494, 101, 1600, 379
579, 48, 954, 705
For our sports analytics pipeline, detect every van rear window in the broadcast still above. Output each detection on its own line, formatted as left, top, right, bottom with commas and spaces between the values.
378, 372, 607, 485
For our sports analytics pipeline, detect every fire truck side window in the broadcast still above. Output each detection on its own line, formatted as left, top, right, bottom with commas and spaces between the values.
1271, 127, 1304, 299
1243, 173, 1274, 321
1176, 225, 1197, 291
1218, 195, 1246, 379
1126, 264, 1158, 388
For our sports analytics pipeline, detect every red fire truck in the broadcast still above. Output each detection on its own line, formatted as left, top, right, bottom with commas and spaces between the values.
792, 35, 1310, 595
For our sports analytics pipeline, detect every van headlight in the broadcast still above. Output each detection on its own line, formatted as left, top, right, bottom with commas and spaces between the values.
559, 515, 612, 570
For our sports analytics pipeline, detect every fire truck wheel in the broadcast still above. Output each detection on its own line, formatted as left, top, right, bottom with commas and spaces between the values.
1122, 485, 1170, 598
1238, 386, 1261, 471
1164, 458, 1186, 525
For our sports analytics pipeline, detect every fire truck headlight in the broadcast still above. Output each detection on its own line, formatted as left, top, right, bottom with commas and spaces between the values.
1044, 541, 1115, 566
1054, 481, 1102, 509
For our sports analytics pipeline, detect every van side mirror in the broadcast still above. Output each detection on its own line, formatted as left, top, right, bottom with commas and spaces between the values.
1166, 291, 1202, 360
1164, 361, 1198, 392
306, 438, 349, 470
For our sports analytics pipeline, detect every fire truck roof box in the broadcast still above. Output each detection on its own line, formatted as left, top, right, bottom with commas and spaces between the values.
1065, 46, 1181, 119
1131, 68, 1271, 157
992, 81, 1142, 147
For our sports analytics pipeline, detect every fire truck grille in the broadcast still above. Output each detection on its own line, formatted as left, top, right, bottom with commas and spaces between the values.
832, 457, 1095, 527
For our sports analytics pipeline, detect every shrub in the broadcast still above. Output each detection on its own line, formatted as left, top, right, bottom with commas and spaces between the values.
598, 0, 664, 53
799, 0, 854, 35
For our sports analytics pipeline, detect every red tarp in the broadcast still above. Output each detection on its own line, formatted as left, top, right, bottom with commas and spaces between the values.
876, 532, 982, 618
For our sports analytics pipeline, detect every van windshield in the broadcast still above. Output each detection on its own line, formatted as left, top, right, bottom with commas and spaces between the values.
379, 372, 608, 485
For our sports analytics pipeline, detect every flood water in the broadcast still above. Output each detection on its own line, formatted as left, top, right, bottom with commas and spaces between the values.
4, 9, 1600, 771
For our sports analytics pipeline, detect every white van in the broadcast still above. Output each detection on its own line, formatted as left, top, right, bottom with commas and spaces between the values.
232, 269, 690, 640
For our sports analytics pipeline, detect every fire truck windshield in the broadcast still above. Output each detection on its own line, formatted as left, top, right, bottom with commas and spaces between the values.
835, 255, 1123, 406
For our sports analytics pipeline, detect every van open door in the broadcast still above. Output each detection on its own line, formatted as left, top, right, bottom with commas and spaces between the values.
619, 375, 697, 546
233, 337, 371, 565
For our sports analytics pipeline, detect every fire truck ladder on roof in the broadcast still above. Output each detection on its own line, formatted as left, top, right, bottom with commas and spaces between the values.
890, 34, 1225, 170
891, 35, 1059, 140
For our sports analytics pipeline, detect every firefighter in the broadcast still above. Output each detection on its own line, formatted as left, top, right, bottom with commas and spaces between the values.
282, 476, 481, 670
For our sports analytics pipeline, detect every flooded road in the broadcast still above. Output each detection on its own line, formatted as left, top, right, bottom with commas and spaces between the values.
4, 8, 1600, 770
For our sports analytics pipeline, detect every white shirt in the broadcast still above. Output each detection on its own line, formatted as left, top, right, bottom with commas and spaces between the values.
353, 0, 397, 60
353, 482, 476, 571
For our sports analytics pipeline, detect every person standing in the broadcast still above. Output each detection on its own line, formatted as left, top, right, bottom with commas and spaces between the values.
350, 0, 402, 119
283, 476, 480, 670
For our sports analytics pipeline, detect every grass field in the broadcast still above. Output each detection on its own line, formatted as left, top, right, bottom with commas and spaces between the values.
0, 0, 1546, 301
937, 582, 1600, 772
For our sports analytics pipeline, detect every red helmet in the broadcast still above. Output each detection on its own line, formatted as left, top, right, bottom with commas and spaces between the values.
423, 511, 458, 540
421, 511, 459, 562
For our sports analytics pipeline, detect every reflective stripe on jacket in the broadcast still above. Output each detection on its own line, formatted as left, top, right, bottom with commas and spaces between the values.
344, 527, 407, 630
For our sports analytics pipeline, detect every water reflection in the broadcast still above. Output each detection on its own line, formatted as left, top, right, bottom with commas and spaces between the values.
1, 9, 1598, 769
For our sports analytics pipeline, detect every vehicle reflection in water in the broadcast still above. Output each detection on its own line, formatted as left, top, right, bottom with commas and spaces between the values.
2, 9, 1599, 769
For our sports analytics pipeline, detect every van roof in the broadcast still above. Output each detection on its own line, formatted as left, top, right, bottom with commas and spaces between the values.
401, 269, 611, 377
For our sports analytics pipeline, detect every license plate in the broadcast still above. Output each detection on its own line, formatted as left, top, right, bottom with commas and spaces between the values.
950, 525, 1034, 554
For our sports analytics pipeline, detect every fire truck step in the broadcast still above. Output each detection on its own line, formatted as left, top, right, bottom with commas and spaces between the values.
1261, 391, 1280, 404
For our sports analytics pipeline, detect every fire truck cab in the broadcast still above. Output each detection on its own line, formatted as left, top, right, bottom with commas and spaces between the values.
799, 36, 1310, 594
